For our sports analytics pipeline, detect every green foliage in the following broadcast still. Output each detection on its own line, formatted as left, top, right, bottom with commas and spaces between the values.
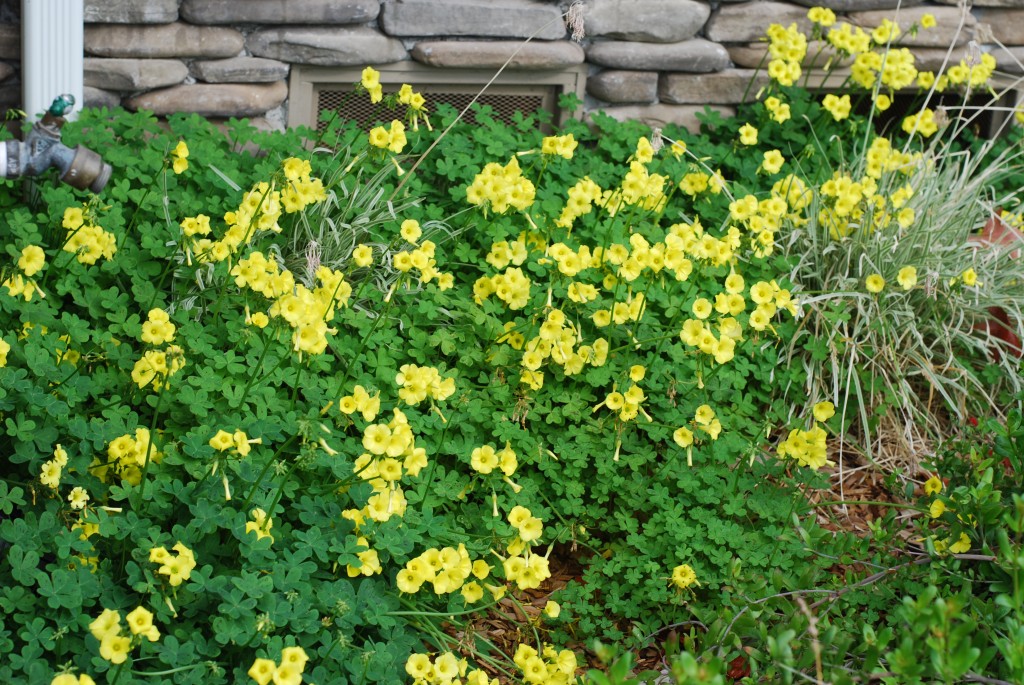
0, 92, 821, 683
2, 8, 1024, 685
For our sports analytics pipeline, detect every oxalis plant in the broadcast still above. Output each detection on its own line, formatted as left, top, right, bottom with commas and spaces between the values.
0, 49, 814, 685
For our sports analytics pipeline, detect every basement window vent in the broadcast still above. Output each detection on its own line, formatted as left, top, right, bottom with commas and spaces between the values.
288, 63, 586, 134
808, 69, 1022, 139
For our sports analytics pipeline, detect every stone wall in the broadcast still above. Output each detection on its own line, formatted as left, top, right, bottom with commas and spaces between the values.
0, 0, 1021, 132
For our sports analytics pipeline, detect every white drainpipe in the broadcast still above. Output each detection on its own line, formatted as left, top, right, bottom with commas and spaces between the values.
21, 0, 84, 120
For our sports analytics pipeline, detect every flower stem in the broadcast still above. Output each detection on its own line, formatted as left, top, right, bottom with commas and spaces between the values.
240, 433, 300, 510
130, 663, 208, 677
134, 387, 169, 510
108, 660, 128, 685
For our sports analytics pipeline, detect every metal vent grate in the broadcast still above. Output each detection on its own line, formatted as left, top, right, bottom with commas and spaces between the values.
316, 89, 548, 133
289, 64, 587, 133
850, 91, 1006, 138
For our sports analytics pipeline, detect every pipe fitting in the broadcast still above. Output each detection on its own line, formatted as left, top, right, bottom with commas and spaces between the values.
0, 94, 112, 193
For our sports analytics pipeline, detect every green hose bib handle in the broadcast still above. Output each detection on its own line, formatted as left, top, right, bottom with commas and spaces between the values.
48, 94, 75, 118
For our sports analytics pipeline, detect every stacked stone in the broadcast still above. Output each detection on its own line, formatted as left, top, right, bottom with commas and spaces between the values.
1, 0, 1022, 130
82, 0, 386, 127
583, 0, 737, 131
78, 0, 586, 129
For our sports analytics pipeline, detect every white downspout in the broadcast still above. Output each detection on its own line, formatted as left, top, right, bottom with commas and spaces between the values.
21, 0, 84, 120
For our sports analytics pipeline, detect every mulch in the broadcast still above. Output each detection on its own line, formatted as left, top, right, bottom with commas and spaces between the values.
440, 443, 933, 682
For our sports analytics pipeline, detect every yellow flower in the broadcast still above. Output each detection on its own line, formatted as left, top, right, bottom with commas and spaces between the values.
245, 508, 274, 542
519, 516, 543, 542
471, 444, 498, 474
929, 499, 946, 518
63, 206, 86, 230
152, 542, 197, 586
807, 6, 836, 26
461, 581, 484, 603
544, 600, 561, 618
470, 559, 491, 580
89, 609, 121, 641
738, 123, 758, 145
248, 658, 277, 685
352, 244, 373, 267
724, 272, 745, 294
434, 653, 461, 681
670, 563, 698, 590
871, 18, 900, 44
920, 13, 936, 29
282, 157, 310, 182
209, 429, 234, 452
0, 337, 9, 367
40, 460, 62, 489
603, 391, 625, 411
361, 66, 383, 103
903, 109, 938, 137
406, 654, 432, 680
387, 119, 407, 153
761, 149, 784, 174
960, 267, 979, 287
692, 297, 712, 319
541, 133, 577, 159
68, 486, 89, 510
140, 308, 175, 345
51, 675, 93, 685
822, 94, 851, 121
368, 126, 389, 149
865, 273, 885, 293
396, 569, 422, 594
749, 281, 774, 304
18, 245, 46, 276
897, 266, 917, 290
397, 83, 414, 105
897, 207, 915, 228
99, 632, 132, 664
125, 606, 159, 641
171, 141, 189, 174
875, 94, 892, 112
280, 646, 308, 673
673, 426, 694, 448
400, 219, 422, 244
924, 475, 942, 495
948, 532, 970, 554
812, 401, 835, 422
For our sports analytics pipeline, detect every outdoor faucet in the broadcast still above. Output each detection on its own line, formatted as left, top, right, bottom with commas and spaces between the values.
0, 94, 112, 193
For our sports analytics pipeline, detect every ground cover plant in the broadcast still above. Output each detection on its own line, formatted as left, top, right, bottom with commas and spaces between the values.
0, 6, 1023, 685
